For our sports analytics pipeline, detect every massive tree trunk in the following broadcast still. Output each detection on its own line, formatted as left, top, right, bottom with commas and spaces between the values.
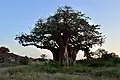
58, 41, 66, 66
44, 44, 78, 66
58, 44, 78, 66
71, 49, 78, 65
50, 31, 78, 66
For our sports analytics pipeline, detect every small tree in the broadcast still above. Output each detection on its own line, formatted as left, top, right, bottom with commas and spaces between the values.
110, 52, 119, 58
19, 56, 29, 65
101, 51, 119, 60
94, 48, 108, 59
40, 54, 47, 59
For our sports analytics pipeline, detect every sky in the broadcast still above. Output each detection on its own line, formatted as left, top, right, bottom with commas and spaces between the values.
0, 0, 120, 59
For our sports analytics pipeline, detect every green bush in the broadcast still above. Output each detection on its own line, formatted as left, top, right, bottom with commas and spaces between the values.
39, 62, 59, 73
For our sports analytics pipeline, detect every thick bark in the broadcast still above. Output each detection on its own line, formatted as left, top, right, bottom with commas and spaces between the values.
51, 47, 78, 66
58, 44, 78, 66
57, 30, 78, 66
58, 45, 66, 66
71, 49, 78, 65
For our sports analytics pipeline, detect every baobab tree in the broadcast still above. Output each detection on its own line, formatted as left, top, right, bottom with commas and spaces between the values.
15, 6, 105, 66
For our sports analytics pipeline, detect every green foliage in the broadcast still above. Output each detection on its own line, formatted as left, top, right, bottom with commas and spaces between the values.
22, 61, 60, 73
113, 58, 120, 64
39, 62, 59, 73
59, 66, 92, 74
92, 48, 119, 61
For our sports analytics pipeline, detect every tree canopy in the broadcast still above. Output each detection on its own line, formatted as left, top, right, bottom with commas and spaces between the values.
93, 48, 108, 59
15, 6, 105, 65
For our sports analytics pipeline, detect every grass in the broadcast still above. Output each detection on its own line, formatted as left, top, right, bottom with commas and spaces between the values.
0, 72, 81, 80
1, 60, 120, 80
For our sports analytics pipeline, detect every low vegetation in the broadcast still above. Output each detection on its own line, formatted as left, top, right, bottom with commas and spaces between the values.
0, 73, 81, 80
0, 59, 120, 80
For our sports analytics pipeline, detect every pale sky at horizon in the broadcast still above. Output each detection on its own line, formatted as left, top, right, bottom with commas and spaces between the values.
0, 0, 120, 59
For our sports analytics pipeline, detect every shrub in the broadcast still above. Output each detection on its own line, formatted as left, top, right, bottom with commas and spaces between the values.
39, 62, 59, 73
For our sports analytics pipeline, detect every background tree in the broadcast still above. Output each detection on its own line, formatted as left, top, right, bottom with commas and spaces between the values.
19, 56, 29, 65
110, 52, 119, 58
0, 46, 10, 53
102, 52, 119, 60
40, 54, 47, 59
15, 6, 105, 66
93, 48, 108, 59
